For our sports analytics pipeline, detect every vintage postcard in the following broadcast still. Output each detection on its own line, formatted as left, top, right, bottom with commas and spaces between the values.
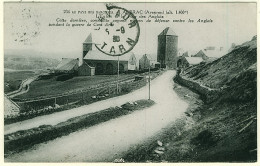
2, 0, 258, 163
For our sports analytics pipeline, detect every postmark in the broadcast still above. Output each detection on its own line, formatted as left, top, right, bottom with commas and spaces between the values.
94, 4, 140, 56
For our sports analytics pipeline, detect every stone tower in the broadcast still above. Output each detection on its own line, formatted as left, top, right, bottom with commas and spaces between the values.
157, 27, 178, 69
83, 33, 93, 58
80, 33, 94, 66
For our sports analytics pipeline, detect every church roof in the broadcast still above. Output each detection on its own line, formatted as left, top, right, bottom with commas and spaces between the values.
159, 27, 177, 36
84, 50, 135, 61
83, 33, 93, 43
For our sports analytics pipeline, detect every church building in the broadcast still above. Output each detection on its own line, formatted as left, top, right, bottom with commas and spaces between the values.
80, 33, 138, 75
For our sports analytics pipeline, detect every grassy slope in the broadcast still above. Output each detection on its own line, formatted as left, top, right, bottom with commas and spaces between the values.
4, 55, 59, 70
123, 37, 257, 162
4, 71, 37, 93
181, 38, 256, 89
123, 83, 256, 162
17, 74, 135, 99
176, 38, 257, 161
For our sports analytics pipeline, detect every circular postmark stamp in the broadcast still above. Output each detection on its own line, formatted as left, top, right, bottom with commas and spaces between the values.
94, 4, 140, 56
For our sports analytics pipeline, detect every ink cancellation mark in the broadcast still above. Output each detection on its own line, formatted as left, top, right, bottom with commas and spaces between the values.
95, 5, 140, 56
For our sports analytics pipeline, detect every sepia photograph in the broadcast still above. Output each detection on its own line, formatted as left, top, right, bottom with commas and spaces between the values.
2, 1, 258, 163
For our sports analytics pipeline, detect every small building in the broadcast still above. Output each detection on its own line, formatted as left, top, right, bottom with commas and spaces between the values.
193, 47, 227, 60
177, 57, 204, 68
128, 54, 138, 71
4, 95, 20, 118
180, 50, 198, 58
78, 61, 95, 76
55, 58, 79, 74
181, 51, 189, 57
192, 50, 209, 60
139, 54, 159, 70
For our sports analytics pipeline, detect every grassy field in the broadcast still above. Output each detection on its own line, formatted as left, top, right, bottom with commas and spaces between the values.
4, 70, 37, 93
17, 74, 137, 99
6, 71, 163, 123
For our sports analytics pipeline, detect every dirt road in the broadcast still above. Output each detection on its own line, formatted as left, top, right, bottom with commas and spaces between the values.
7, 75, 39, 98
5, 70, 189, 162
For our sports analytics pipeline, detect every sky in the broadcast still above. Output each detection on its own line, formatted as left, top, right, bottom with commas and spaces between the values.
4, 2, 257, 59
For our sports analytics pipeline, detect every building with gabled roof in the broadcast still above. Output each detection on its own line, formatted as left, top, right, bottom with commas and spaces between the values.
81, 33, 137, 75
55, 33, 140, 76
55, 58, 79, 74
177, 56, 204, 68
185, 57, 204, 65
78, 61, 95, 76
182, 51, 189, 57
139, 54, 159, 70
180, 50, 198, 57
192, 50, 209, 60
193, 46, 227, 60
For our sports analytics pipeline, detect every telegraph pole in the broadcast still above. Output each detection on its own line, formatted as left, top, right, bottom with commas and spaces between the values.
117, 56, 120, 94
148, 63, 151, 100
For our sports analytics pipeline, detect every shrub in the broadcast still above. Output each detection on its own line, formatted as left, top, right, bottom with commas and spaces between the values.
38, 74, 54, 80
56, 74, 73, 81
121, 85, 131, 93
191, 130, 218, 147
7, 80, 22, 91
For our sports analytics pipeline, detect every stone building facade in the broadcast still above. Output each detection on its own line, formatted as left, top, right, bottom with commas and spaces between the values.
157, 27, 178, 69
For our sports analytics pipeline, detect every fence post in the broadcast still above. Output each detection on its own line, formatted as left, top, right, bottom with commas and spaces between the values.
54, 97, 56, 107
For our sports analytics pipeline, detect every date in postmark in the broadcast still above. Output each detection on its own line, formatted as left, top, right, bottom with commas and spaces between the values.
94, 4, 140, 56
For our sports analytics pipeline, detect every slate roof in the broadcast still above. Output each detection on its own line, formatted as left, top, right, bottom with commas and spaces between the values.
84, 50, 135, 61
202, 50, 226, 58
185, 57, 203, 65
142, 54, 157, 61
56, 58, 78, 71
159, 27, 177, 36
83, 33, 93, 44
82, 61, 95, 68
182, 51, 189, 57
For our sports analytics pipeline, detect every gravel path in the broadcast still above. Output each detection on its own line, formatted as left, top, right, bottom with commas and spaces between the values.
5, 70, 189, 162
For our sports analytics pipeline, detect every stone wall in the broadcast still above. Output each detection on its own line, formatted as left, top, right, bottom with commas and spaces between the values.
4, 95, 20, 118
175, 74, 222, 103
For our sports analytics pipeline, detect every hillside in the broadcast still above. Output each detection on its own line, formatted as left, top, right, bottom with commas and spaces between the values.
181, 36, 256, 89
4, 54, 60, 70
123, 36, 257, 162
175, 36, 257, 161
